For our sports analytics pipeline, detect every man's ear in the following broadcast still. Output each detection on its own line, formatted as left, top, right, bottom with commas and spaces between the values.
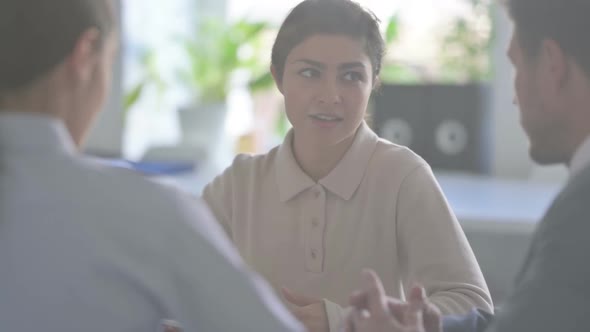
271, 65, 284, 94
67, 27, 102, 83
540, 39, 568, 92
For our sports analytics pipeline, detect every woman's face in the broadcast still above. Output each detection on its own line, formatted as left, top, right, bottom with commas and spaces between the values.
273, 34, 374, 149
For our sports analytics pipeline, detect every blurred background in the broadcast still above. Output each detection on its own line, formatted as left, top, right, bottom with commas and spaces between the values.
88, 0, 568, 305
91, 0, 568, 182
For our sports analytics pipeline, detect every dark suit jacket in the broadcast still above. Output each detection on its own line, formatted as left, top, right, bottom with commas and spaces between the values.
444, 308, 493, 332
444, 164, 590, 332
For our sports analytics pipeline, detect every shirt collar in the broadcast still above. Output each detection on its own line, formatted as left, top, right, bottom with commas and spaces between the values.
275, 129, 317, 202
570, 134, 590, 177
0, 112, 76, 156
275, 122, 379, 202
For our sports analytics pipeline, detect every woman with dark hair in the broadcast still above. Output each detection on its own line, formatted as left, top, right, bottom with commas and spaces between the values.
203, 1, 493, 331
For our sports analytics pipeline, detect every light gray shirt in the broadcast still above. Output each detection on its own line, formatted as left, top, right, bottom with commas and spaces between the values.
569, 135, 590, 177
0, 112, 303, 332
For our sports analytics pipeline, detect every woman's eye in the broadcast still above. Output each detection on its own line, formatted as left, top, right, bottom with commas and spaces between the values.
343, 71, 363, 82
299, 68, 319, 78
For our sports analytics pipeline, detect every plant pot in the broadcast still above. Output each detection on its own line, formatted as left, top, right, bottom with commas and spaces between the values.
178, 102, 227, 145
176, 102, 232, 170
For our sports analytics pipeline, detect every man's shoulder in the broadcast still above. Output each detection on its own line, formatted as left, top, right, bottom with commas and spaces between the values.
70, 158, 207, 227
545, 165, 590, 221
531, 164, 590, 255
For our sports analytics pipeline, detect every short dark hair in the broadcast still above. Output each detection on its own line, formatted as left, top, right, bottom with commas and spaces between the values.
0, 0, 115, 92
271, 0, 385, 84
507, 0, 590, 75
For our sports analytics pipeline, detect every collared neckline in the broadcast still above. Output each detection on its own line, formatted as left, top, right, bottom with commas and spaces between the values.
570, 134, 590, 178
0, 112, 76, 156
275, 122, 379, 202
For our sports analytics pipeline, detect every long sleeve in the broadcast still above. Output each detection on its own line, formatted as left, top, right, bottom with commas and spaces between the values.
324, 299, 353, 332
165, 193, 304, 332
201, 160, 235, 238
396, 164, 493, 315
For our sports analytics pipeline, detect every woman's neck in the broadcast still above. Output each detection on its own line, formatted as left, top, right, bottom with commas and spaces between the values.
291, 128, 358, 182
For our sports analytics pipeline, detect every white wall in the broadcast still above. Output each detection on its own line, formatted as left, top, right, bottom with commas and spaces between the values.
490, 7, 568, 183
490, 7, 531, 179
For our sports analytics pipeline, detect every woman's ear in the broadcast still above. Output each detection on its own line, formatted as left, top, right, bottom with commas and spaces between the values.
271, 65, 284, 94
372, 75, 382, 91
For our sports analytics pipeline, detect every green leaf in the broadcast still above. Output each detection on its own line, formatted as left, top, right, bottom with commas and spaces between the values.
380, 63, 421, 84
123, 81, 146, 118
275, 110, 291, 138
385, 15, 400, 45
239, 21, 268, 42
179, 16, 270, 103
248, 72, 274, 92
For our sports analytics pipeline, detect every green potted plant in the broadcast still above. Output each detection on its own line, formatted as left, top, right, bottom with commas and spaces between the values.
176, 17, 272, 149
123, 17, 273, 162
438, 0, 493, 83
123, 49, 167, 118
379, 14, 425, 85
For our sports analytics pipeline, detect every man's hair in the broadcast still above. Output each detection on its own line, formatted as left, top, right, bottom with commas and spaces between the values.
0, 0, 115, 92
507, 0, 590, 75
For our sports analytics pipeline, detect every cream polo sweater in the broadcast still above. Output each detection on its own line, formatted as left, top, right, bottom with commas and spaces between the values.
203, 122, 493, 331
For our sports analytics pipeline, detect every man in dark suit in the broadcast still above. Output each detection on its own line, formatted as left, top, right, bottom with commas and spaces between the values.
343, 0, 590, 331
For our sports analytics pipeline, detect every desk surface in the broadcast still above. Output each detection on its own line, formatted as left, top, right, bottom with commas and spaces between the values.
155, 170, 563, 230
437, 173, 561, 223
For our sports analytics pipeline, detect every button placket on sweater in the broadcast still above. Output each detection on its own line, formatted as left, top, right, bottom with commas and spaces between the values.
304, 185, 326, 273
